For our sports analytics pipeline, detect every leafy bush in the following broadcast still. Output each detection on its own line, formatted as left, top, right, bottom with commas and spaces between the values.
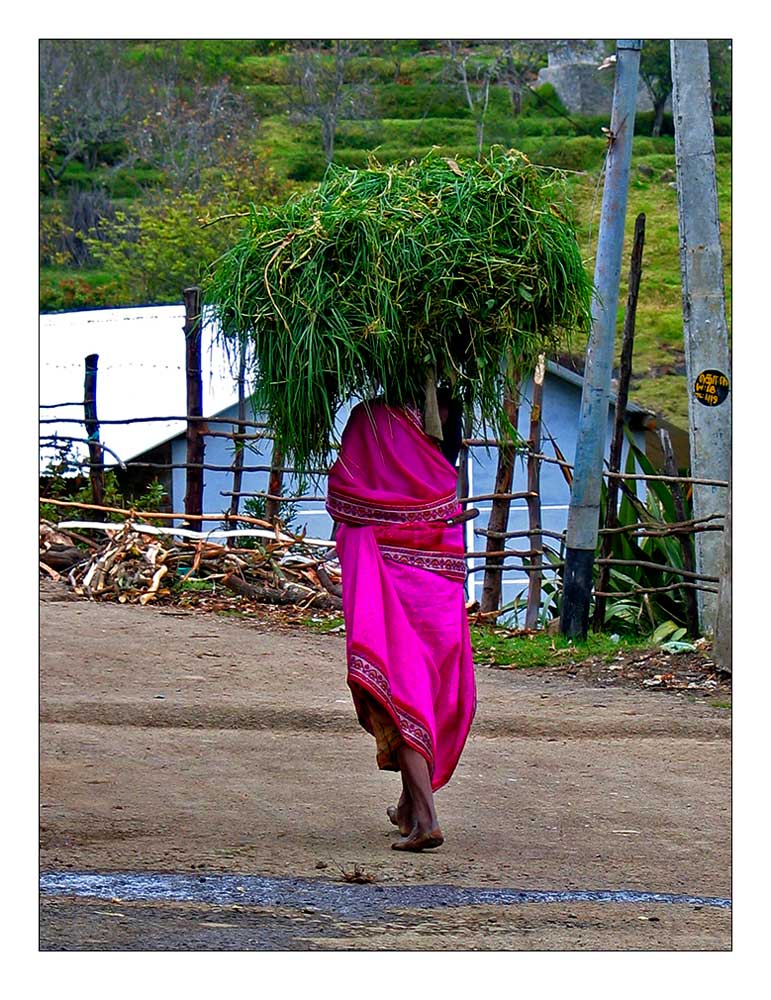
242, 83, 292, 116
335, 121, 388, 150
520, 135, 607, 172
85, 154, 293, 304
373, 83, 471, 119
40, 269, 126, 311
286, 153, 329, 182
40, 441, 168, 525
525, 83, 569, 117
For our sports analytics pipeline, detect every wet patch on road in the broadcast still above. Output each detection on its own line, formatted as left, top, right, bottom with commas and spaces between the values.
40, 870, 731, 917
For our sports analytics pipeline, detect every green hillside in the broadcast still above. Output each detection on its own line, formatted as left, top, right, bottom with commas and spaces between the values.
39, 40, 732, 429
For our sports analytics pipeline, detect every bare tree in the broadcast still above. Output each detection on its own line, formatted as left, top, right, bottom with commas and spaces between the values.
39, 39, 139, 182
368, 38, 417, 83
289, 40, 370, 162
446, 41, 503, 160
131, 76, 258, 192
498, 40, 549, 116
639, 39, 672, 136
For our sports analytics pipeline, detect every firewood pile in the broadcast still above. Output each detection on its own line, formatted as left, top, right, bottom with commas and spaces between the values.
39, 519, 342, 610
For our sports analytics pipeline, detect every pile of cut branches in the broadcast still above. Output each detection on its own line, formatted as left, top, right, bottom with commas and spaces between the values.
39, 520, 342, 610
205, 146, 593, 465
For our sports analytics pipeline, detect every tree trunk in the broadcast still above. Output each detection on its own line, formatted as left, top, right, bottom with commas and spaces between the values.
652, 97, 667, 137
322, 117, 336, 162
592, 213, 645, 630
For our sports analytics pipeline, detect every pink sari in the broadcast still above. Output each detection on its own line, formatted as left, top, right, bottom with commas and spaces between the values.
327, 400, 476, 791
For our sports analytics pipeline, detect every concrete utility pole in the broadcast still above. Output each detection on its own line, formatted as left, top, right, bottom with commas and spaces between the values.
670, 40, 731, 635
560, 40, 642, 640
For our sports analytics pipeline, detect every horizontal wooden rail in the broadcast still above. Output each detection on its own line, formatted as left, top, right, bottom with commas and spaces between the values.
220, 491, 328, 503
595, 557, 719, 583
594, 582, 719, 597
475, 527, 566, 542
40, 414, 269, 429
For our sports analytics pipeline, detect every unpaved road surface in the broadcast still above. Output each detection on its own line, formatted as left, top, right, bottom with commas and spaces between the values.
39, 589, 731, 951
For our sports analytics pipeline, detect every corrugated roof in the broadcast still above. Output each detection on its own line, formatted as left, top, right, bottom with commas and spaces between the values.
40, 306, 656, 474
40, 305, 241, 470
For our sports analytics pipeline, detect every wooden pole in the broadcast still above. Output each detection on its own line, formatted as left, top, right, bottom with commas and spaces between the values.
183, 287, 205, 530
264, 441, 285, 524
480, 365, 519, 614
561, 40, 642, 640
456, 412, 472, 507
83, 354, 104, 519
525, 355, 545, 628
712, 481, 732, 673
226, 341, 248, 545
671, 39, 731, 633
592, 212, 646, 631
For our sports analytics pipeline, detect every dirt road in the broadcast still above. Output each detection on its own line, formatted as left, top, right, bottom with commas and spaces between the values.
39, 588, 731, 950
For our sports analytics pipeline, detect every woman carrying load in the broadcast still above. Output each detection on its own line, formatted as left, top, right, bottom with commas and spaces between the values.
326, 388, 476, 852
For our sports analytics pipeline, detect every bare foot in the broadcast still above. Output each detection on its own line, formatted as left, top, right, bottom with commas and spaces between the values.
391, 825, 444, 852
386, 799, 412, 836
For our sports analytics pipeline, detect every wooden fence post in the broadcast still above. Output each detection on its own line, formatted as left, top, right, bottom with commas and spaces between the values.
480, 363, 519, 614
83, 354, 104, 519
226, 340, 248, 543
264, 442, 285, 525
659, 427, 700, 637
183, 287, 204, 529
592, 212, 645, 631
524, 354, 546, 628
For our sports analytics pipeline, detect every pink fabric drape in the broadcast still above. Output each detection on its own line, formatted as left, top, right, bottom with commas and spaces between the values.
327, 400, 476, 791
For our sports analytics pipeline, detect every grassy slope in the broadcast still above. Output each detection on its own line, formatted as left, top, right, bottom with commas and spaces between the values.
44, 49, 732, 429
567, 151, 732, 428
248, 135, 730, 429
239, 53, 731, 429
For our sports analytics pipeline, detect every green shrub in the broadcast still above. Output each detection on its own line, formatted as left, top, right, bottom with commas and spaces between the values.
40, 268, 127, 312
85, 154, 293, 304
40, 444, 168, 524
373, 83, 469, 119
525, 82, 569, 118
519, 135, 607, 172
286, 154, 329, 182
634, 111, 675, 136
105, 165, 166, 198
335, 121, 387, 150
632, 137, 676, 156
242, 83, 292, 115
374, 116, 477, 146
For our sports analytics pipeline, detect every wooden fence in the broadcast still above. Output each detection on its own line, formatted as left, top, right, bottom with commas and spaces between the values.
40, 288, 728, 631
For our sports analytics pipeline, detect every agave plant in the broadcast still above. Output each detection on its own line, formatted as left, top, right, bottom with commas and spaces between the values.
537, 431, 701, 637
598, 433, 696, 634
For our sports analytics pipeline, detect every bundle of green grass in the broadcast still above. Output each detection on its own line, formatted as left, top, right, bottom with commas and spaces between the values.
205, 146, 593, 466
